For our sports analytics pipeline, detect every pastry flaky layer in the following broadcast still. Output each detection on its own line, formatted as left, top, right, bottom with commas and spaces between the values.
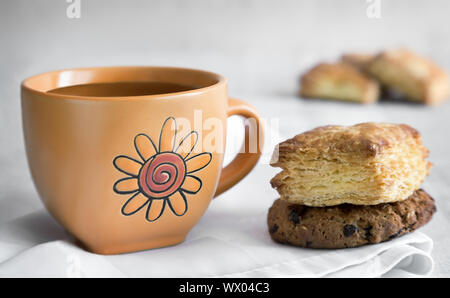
270, 123, 432, 206
299, 63, 379, 104
367, 49, 450, 105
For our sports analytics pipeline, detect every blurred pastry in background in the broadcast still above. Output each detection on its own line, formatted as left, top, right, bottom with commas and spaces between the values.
367, 49, 450, 105
341, 52, 392, 98
300, 49, 450, 105
341, 53, 375, 71
299, 63, 379, 104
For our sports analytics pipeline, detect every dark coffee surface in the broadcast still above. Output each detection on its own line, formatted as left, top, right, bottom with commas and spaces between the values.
47, 81, 197, 97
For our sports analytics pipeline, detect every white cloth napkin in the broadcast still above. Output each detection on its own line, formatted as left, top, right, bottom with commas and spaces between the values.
0, 120, 435, 277
0, 206, 434, 278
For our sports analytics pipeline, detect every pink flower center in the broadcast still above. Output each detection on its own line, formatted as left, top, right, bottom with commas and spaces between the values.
138, 152, 186, 199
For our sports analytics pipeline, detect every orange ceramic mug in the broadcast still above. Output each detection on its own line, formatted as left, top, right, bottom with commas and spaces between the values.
21, 66, 264, 254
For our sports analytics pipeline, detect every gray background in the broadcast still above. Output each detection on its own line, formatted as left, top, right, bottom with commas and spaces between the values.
1, 0, 450, 276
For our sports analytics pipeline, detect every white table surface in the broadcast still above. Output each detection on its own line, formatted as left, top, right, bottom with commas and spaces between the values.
1, 94, 449, 277
1, 0, 449, 277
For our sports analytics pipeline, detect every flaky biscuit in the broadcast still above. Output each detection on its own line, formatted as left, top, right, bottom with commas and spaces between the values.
367, 49, 450, 105
270, 123, 431, 206
299, 63, 379, 104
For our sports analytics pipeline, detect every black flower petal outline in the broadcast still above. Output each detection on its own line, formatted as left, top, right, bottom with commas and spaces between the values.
121, 192, 150, 216
166, 191, 188, 216
158, 116, 177, 152
145, 199, 167, 222
185, 152, 213, 174
134, 133, 158, 162
175, 131, 199, 159
181, 175, 203, 195
113, 177, 139, 194
113, 155, 143, 177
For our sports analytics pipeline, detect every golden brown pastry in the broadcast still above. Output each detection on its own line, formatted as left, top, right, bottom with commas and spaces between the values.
299, 63, 379, 104
367, 49, 450, 105
270, 123, 431, 207
341, 53, 375, 70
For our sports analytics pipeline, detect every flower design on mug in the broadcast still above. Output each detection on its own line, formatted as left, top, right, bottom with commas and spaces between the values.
113, 117, 212, 222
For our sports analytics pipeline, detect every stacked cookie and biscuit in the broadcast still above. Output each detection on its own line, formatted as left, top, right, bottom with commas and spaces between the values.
268, 123, 436, 249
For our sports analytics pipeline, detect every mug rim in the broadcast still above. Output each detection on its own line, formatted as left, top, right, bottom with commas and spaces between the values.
21, 66, 227, 101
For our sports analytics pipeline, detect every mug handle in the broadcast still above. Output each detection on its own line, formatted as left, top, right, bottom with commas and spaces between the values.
214, 98, 264, 197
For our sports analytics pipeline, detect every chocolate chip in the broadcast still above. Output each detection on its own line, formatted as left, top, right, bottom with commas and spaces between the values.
388, 229, 403, 240
364, 226, 372, 239
270, 224, 279, 233
289, 209, 300, 224
343, 224, 358, 237
306, 241, 313, 248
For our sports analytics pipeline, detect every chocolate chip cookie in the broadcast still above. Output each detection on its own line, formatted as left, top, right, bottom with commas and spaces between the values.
268, 189, 436, 249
